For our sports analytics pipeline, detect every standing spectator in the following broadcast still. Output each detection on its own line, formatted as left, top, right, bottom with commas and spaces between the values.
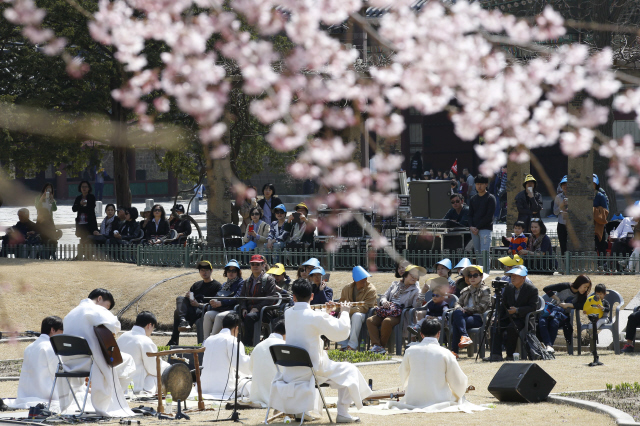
593, 174, 609, 255
257, 183, 283, 226
410, 151, 423, 180
94, 165, 106, 202
239, 254, 278, 346
239, 186, 258, 234
35, 183, 58, 244
554, 176, 568, 254
490, 166, 507, 223
515, 174, 543, 232
458, 176, 468, 196
143, 204, 171, 244
195, 184, 204, 200
169, 204, 192, 245
443, 194, 469, 226
468, 175, 496, 256
243, 206, 270, 249
72, 180, 98, 243
463, 168, 476, 198
449, 179, 458, 195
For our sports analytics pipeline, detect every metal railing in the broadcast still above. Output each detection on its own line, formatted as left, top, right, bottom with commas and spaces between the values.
0, 243, 635, 275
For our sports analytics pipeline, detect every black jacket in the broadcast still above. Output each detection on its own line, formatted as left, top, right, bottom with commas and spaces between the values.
468, 192, 496, 231
240, 273, 277, 311
258, 197, 283, 219
119, 220, 141, 241
72, 194, 98, 233
143, 218, 171, 241
500, 282, 539, 327
170, 216, 192, 237
515, 190, 543, 231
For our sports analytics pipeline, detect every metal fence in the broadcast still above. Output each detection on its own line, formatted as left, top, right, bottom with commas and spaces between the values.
1, 242, 636, 275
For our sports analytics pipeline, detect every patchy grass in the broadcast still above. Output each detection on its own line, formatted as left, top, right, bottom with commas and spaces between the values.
563, 386, 640, 421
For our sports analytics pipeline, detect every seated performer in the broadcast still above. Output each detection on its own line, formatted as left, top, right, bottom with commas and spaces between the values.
337, 266, 377, 351
389, 319, 486, 412
201, 312, 251, 399
248, 320, 286, 407
270, 279, 372, 422
61, 289, 134, 417
117, 311, 169, 393
168, 260, 222, 345
5, 316, 63, 409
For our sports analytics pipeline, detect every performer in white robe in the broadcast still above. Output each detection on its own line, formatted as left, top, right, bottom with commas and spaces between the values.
248, 321, 285, 407
117, 311, 169, 393
6, 316, 63, 410
272, 279, 372, 423
201, 312, 251, 400
60, 289, 134, 417
388, 318, 487, 413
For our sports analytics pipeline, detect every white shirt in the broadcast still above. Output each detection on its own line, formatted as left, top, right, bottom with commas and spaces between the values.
117, 326, 169, 393
201, 328, 251, 399
611, 217, 636, 240
248, 333, 283, 407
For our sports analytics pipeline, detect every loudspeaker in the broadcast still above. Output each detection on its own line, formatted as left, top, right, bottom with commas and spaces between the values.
408, 180, 451, 218
488, 363, 556, 403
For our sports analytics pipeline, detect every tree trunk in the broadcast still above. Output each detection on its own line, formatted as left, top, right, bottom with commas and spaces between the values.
205, 150, 233, 246
567, 149, 594, 252
111, 97, 131, 207
506, 158, 530, 232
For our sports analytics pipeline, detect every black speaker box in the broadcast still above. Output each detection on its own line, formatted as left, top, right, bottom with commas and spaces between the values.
488, 363, 556, 403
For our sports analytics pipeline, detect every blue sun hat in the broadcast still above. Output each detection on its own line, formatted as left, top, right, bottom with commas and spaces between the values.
225, 259, 240, 270
352, 266, 371, 282
274, 204, 287, 213
560, 175, 567, 184
309, 266, 326, 276
435, 258, 452, 271
506, 265, 528, 276
302, 258, 320, 268
593, 174, 599, 185
454, 258, 472, 270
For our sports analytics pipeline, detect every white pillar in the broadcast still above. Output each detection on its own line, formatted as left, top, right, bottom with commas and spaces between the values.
95, 201, 103, 217
145, 199, 154, 211
190, 200, 200, 214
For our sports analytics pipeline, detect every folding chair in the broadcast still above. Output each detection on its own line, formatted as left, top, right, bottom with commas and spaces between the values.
48, 335, 94, 416
265, 344, 332, 425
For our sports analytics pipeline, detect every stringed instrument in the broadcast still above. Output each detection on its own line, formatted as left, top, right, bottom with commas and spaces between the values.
310, 301, 366, 311
94, 325, 123, 367
363, 386, 475, 404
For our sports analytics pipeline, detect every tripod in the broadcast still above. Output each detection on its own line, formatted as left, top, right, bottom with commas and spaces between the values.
587, 314, 604, 367
475, 282, 507, 362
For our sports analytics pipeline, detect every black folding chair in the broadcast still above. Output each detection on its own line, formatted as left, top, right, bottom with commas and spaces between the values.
264, 344, 332, 425
48, 335, 94, 416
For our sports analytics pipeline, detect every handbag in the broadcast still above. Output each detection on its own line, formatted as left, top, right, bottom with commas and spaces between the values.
375, 302, 403, 319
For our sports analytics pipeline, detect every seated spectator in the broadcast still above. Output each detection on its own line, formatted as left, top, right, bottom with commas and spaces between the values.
169, 204, 192, 245
266, 204, 289, 251
108, 207, 141, 245
308, 266, 333, 305
284, 202, 316, 249
450, 179, 458, 195
584, 283, 611, 331
203, 260, 244, 339
267, 263, 291, 293
539, 275, 591, 353
1, 209, 40, 255
239, 254, 278, 346
87, 203, 118, 245
239, 186, 257, 234
485, 266, 538, 362
299, 257, 320, 279
520, 218, 553, 273
143, 204, 171, 245
138, 206, 151, 228
337, 266, 377, 351
610, 205, 639, 257
502, 220, 528, 255
623, 305, 640, 353
408, 287, 451, 340
257, 183, 283, 226
515, 174, 543, 232
449, 265, 490, 355
167, 261, 222, 346
242, 207, 270, 249
116, 206, 126, 223
443, 194, 469, 227
367, 265, 422, 354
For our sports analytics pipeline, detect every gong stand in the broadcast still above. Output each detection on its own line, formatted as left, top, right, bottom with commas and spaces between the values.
147, 348, 206, 414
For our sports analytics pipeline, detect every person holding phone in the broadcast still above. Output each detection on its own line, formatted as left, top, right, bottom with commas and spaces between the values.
514, 174, 542, 233
284, 202, 316, 249
243, 206, 270, 248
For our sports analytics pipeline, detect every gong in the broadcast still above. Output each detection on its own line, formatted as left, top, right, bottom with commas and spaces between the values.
161, 362, 193, 401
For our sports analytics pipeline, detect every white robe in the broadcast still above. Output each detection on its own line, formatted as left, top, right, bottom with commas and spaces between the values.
60, 298, 134, 417
388, 337, 487, 412
201, 328, 251, 400
248, 333, 283, 407
6, 334, 60, 410
270, 302, 372, 414
117, 326, 169, 393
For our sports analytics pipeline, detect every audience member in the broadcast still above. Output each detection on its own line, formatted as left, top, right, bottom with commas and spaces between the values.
515, 174, 543, 232
554, 176, 568, 254
72, 180, 98, 243
167, 261, 222, 345
267, 263, 291, 293
143, 204, 171, 244
520, 219, 553, 272
490, 166, 507, 223
367, 264, 422, 354
248, 320, 286, 407
410, 151, 423, 180
239, 186, 258, 233
463, 168, 476, 198
35, 183, 58, 244
168, 204, 192, 244
1, 209, 40, 255
468, 175, 496, 256
88, 204, 117, 245
593, 174, 610, 256
486, 265, 538, 362
408, 286, 451, 340
623, 305, 640, 353
242, 206, 270, 249
458, 176, 468, 196
450, 179, 458, 195
257, 183, 283, 226
266, 204, 288, 254
337, 266, 377, 351
505, 220, 528, 256
284, 202, 316, 249
202, 260, 244, 339
239, 254, 278, 346
610, 203, 638, 257
450, 265, 490, 355
443, 194, 469, 226
108, 207, 140, 245
308, 266, 333, 305
585, 283, 611, 332
299, 257, 320, 279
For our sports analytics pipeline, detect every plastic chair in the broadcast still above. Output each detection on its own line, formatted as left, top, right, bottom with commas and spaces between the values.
48, 335, 94, 416
576, 290, 624, 355
265, 344, 333, 425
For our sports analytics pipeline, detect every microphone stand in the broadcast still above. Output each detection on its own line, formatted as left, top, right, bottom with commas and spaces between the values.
587, 314, 604, 367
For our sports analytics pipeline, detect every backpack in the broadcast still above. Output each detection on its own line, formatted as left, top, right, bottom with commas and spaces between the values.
524, 332, 555, 361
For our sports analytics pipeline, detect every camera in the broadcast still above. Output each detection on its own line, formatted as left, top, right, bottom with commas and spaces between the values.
491, 279, 508, 290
